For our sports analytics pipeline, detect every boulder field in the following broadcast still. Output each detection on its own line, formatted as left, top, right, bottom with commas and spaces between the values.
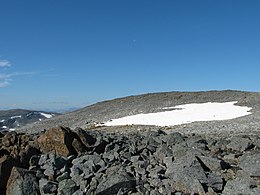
1, 126, 260, 194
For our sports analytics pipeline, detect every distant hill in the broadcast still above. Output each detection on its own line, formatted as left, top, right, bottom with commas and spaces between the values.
0, 109, 59, 132
18, 90, 260, 135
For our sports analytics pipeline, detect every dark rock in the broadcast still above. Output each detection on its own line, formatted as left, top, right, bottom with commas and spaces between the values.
0, 132, 4, 138
0, 155, 19, 191
222, 170, 260, 194
19, 145, 40, 168
206, 172, 223, 192
6, 167, 40, 195
162, 132, 184, 146
185, 136, 209, 151
154, 144, 173, 164
57, 172, 70, 182
148, 165, 165, 179
239, 153, 260, 176
171, 143, 203, 160
227, 137, 253, 152
58, 179, 79, 195
29, 155, 40, 167
196, 155, 228, 172
96, 168, 136, 195
70, 154, 105, 187
39, 178, 58, 194
165, 154, 206, 194
208, 138, 230, 154
36, 169, 44, 178
75, 128, 97, 146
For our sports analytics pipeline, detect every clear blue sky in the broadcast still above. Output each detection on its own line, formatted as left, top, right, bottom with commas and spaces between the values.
0, 0, 260, 111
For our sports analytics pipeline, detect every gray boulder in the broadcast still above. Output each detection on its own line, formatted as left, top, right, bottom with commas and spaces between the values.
197, 155, 229, 172
165, 154, 206, 194
206, 172, 223, 192
239, 153, 260, 176
227, 137, 253, 152
58, 179, 79, 195
0, 155, 18, 191
96, 167, 136, 195
39, 178, 58, 194
223, 171, 260, 195
6, 167, 40, 195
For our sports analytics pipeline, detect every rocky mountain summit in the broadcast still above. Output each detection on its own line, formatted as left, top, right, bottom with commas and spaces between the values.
0, 126, 260, 194
1, 90, 260, 194
19, 90, 260, 136
0, 109, 58, 132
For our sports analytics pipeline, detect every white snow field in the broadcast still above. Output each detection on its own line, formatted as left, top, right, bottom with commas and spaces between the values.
105, 101, 252, 127
40, 112, 54, 119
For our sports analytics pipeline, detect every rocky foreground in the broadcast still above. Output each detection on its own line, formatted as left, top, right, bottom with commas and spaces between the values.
0, 126, 260, 194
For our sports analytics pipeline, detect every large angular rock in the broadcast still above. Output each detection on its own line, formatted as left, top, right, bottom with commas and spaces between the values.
206, 172, 223, 192
37, 126, 86, 156
96, 167, 136, 195
161, 132, 185, 146
226, 137, 253, 152
197, 155, 229, 172
165, 155, 206, 194
6, 167, 40, 195
0, 155, 18, 191
239, 153, 260, 176
154, 144, 173, 164
222, 171, 260, 195
74, 128, 97, 147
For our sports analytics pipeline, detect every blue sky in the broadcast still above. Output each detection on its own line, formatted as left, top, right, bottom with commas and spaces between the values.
0, 0, 260, 111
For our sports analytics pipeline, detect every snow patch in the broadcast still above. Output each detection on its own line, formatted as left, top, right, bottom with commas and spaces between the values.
9, 128, 15, 131
40, 112, 54, 119
0, 120, 5, 122
105, 101, 252, 127
11, 115, 22, 119
2, 126, 7, 128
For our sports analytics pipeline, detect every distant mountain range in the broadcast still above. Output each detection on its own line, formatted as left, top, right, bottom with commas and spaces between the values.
0, 109, 59, 132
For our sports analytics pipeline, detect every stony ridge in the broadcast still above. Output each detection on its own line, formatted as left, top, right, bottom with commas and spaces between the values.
1, 126, 260, 194
19, 90, 260, 136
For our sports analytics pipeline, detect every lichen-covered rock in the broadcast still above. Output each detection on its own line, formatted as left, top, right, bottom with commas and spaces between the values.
6, 167, 40, 195
37, 126, 86, 156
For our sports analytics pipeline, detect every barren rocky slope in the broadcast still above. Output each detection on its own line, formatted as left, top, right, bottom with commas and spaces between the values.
19, 90, 260, 135
1, 90, 260, 194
